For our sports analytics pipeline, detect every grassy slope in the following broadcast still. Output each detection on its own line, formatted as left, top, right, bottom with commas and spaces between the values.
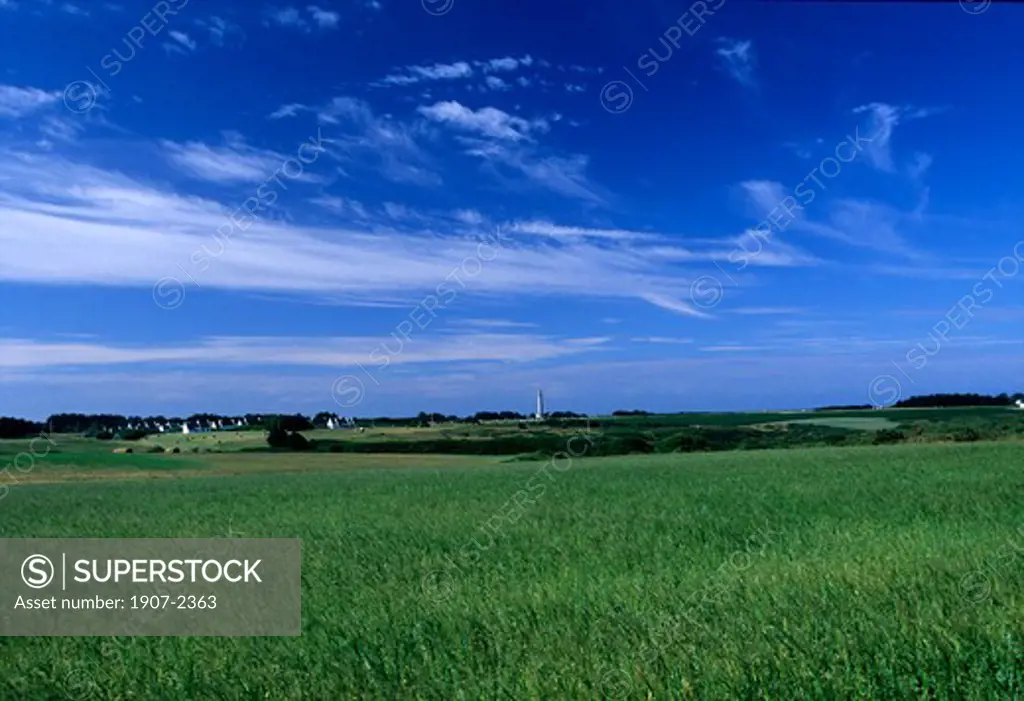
1, 442, 1022, 699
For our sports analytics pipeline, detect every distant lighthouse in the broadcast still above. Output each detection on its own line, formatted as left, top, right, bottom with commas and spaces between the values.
535, 389, 545, 421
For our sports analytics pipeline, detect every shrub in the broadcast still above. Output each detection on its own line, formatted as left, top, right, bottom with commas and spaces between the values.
601, 434, 654, 455
266, 425, 291, 449
656, 429, 711, 453
267, 424, 312, 451
950, 427, 981, 443
873, 429, 906, 445
115, 429, 149, 441
288, 432, 312, 451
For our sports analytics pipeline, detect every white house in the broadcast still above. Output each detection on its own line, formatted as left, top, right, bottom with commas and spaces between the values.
1016, 399, 1024, 409
326, 417, 337, 430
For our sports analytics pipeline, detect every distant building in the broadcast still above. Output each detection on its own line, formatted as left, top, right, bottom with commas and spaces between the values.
535, 389, 545, 421
1016, 399, 1024, 409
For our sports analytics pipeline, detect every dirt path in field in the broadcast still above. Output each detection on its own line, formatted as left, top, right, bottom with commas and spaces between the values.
4, 454, 502, 487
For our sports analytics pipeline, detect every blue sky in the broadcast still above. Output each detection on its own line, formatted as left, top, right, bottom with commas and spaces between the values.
0, 0, 1022, 419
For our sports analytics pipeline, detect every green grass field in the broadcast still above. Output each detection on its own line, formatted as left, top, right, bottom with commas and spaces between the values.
766, 416, 900, 430
1, 439, 1023, 699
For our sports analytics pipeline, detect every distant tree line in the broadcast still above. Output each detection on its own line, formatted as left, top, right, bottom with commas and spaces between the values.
41, 413, 274, 434
0, 417, 45, 439
894, 393, 1023, 408
816, 393, 1024, 411
470, 411, 529, 422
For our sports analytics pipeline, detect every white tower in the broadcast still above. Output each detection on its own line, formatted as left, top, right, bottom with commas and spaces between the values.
535, 389, 545, 420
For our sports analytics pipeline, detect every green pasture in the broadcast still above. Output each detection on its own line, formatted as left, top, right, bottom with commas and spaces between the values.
1, 441, 1022, 698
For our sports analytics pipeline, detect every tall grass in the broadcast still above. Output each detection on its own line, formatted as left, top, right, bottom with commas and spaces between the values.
0, 442, 1022, 698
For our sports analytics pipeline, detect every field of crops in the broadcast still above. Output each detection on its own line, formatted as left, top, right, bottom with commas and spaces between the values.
1, 439, 1023, 699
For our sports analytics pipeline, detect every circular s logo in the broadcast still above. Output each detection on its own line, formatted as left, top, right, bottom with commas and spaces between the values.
63, 81, 99, 114
689, 275, 725, 310
867, 374, 902, 408
152, 277, 185, 310
421, 568, 457, 604
421, 0, 454, 16
959, 0, 990, 15
21, 554, 55, 589
332, 375, 365, 408
600, 80, 633, 114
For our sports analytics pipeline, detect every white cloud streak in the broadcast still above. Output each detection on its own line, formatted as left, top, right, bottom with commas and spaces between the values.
0, 334, 609, 369
0, 84, 61, 118
0, 150, 710, 315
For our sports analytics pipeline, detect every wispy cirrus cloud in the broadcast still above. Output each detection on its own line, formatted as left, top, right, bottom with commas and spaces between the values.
417, 100, 604, 204
160, 132, 323, 184
60, 2, 88, 16
309, 195, 370, 219
476, 55, 533, 72
268, 103, 308, 120
639, 293, 710, 319
268, 96, 441, 185
851, 102, 946, 174
317, 96, 441, 185
630, 336, 693, 344
715, 38, 756, 88
375, 56, 537, 88
465, 139, 607, 204
0, 333, 608, 369
739, 179, 925, 260
307, 5, 339, 28
0, 149, 719, 318
378, 61, 474, 86
448, 318, 538, 330
196, 16, 244, 45
0, 84, 61, 118
263, 5, 340, 32
907, 151, 932, 181
163, 30, 197, 55
509, 220, 659, 242
418, 100, 547, 141
728, 307, 806, 316
264, 6, 307, 30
